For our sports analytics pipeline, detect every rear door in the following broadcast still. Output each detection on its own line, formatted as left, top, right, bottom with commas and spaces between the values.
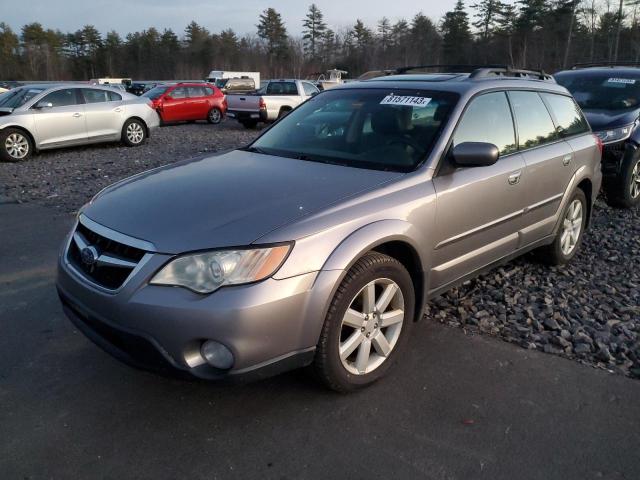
187, 86, 209, 119
508, 91, 577, 245
81, 89, 124, 140
160, 86, 189, 122
431, 91, 527, 290
32, 88, 87, 147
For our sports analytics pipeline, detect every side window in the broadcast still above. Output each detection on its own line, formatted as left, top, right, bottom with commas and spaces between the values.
41, 88, 79, 107
170, 87, 187, 99
188, 86, 205, 97
302, 82, 319, 96
541, 93, 590, 137
204, 87, 215, 96
453, 92, 517, 155
508, 91, 558, 149
108, 91, 122, 102
82, 89, 110, 103
266, 82, 298, 95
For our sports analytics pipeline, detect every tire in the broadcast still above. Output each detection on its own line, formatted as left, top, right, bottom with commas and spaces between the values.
0, 128, 33, 162
240, 120, 257, 129
603, 149, 640, 208
537, 189, 588, 265
277, 108, 290, 119
207, 107, 222, 124
313, 251, 415, 392
121, 118, 146, 147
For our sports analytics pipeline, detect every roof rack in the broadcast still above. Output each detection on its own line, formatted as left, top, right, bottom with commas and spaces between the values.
571, 61, 640, 69
394, 64, 507, 75
469, 67, 554, 81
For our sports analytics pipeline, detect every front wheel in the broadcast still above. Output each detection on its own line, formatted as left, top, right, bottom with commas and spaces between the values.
604, 149, 640, 208
0, 128, 33, 162
313, 252, 415, 392
121, 119, 146, 147
207, 107, 222, 124
537, 189, 587, 265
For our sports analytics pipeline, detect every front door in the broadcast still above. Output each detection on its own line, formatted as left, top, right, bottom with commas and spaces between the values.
32, 88, 87, 147
431, 91, 526, 291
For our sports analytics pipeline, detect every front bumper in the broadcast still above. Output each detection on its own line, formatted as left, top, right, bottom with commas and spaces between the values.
57, 237, 342, 381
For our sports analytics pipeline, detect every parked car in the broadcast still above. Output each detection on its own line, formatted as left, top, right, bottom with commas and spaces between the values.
226, 79, 320, 128
57, 67, 601, 391
142, 82, 226, 124
215, 77, 256, 95
206, 70, 260, 88
555, 63, 640, 207
0, 84, 159, 162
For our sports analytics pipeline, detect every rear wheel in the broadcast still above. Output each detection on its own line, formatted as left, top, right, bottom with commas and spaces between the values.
207, 107, 222, 124
604, 149, 640, 208
314, 252, 414, 392
0, 128, 33, 162
537, 189, 587, 265
121, 118, 146, 147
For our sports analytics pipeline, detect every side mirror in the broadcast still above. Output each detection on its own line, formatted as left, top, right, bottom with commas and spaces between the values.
35, 101, 53, 109
451, 142, 499, 167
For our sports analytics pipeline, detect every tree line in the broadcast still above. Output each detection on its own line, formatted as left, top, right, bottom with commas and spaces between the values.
1, 0, 640, 82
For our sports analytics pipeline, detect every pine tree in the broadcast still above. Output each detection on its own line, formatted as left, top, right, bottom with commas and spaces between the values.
257, 8, 290, 76
302, 4, 327, 60
441, 0, 472, 64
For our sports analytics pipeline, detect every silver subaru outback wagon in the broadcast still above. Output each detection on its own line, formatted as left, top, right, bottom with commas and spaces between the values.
0, 84, 160, 162
57, 67, 602, 391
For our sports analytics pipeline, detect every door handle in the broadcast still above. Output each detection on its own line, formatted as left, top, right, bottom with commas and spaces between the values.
562, 154, 572, 166
508, 171, 522, 185
113, 107, 122, 112
72, 112, 82, 118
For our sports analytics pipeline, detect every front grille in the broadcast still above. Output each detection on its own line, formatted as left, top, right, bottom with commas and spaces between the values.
67, 221, 147, 290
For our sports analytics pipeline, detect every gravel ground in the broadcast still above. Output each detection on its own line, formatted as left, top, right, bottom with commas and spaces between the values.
0, 121, 261, 212
1, 122, 638, 378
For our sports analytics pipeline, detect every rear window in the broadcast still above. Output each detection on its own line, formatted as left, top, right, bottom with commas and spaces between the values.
542, 93, 590, 137
266, 82, 298, 95
508, 91, 558, 149
250, 88, 459, 172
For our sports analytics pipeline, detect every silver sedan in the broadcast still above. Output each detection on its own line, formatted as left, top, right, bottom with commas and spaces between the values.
0, 84, 160, 161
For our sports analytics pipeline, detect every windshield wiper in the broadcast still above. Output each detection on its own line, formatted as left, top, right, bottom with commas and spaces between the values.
242, 146, 270, 155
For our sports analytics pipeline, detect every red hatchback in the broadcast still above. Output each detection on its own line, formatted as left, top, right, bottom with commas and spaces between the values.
143, 82, 227, 124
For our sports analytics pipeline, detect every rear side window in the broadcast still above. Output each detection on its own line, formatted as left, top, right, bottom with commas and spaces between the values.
204, 87, 215, 96
108, 91, 122, 101
508, 91, 558, 149
187, 86, 206, 97
541, 93, 590, 137
453, 92, 516, 155
83, 89, 120, 103
266, 82, 298, 95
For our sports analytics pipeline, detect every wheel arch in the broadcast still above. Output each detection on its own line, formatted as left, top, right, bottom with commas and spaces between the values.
1, 125, 37, 150
123, 116, 149, 136
576, 177, 593, 228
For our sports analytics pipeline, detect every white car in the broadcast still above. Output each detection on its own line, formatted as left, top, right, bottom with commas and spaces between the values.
0, 84, 160, 162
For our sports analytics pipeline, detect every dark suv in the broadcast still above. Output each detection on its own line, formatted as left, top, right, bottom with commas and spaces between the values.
555, 63, 640, 208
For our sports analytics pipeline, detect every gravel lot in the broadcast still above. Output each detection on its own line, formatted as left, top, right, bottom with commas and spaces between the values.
1, 121, 638, 378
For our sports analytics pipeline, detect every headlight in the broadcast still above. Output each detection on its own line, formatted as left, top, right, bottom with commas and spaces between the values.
594, 124, 634, 144
150, 244, 291, 294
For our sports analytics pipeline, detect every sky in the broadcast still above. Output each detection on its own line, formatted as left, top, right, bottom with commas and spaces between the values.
2, 0, 461, 36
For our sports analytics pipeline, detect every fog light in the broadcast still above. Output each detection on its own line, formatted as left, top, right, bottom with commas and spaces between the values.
200, 340, 234, 369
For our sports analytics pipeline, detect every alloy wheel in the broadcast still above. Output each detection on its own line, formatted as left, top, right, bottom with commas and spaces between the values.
126, 122, 144, 144
560, 199, 583, 256
339, 278, 404, 375
209, 109, 221, 123
5, 133, 29, 159
631, 159, 640, 199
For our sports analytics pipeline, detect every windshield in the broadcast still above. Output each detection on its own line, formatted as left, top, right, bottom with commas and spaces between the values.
249, 88, 458, 172
0, 87, 45, 109
142, 85, 168, 100
214, 79, 228, 88
556, 72, 640, 110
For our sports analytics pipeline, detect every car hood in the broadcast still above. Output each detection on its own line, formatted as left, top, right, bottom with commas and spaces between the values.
83, 150, 403, 253
583, 108, 640, 131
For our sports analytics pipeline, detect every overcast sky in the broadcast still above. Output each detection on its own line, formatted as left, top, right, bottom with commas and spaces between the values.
3, 0, 461, 36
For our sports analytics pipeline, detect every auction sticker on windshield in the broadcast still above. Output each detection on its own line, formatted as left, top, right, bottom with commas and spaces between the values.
380, 95, 432, 107
607, 78, 637, 85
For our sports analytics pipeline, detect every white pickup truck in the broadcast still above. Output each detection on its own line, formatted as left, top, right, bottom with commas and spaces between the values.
226, 79, 320, 128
